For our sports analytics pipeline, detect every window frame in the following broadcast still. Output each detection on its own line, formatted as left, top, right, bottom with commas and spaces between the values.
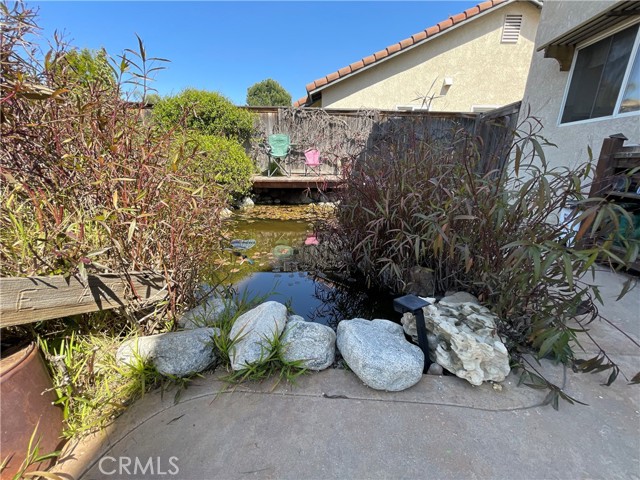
558, 18, 640, 127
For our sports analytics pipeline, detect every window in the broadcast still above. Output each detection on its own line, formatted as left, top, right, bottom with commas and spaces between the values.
502, 15, 523, 44
561, 23, 640, 124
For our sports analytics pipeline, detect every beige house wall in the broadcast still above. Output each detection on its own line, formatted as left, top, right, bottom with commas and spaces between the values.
519, 0, 640, 172
319, 2, 540, 112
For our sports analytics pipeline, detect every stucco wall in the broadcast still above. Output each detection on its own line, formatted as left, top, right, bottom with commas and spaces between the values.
519, 0, 640, 172
320, 2, 540, 112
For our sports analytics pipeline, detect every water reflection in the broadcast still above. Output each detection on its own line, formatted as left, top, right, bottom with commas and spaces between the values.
205, 205, 396, 328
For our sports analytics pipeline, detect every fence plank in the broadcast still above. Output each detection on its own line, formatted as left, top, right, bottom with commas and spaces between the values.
0, 272, 166, 328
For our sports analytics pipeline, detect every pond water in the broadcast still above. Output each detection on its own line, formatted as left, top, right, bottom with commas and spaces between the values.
205, 205, 397, 329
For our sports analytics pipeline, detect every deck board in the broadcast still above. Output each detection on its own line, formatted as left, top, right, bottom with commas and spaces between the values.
252, 175, 342, 189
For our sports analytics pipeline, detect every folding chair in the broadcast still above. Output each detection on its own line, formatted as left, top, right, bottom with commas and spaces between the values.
266, 134, 291, 176
304, 148, 321, 176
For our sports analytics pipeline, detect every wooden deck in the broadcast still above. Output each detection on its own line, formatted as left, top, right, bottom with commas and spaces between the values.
252, 174, 343, 189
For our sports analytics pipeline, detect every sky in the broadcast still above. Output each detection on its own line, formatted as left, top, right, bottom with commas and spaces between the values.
30, 1, 480, 105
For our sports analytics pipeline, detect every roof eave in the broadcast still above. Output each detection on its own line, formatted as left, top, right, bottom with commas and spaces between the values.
307, 0, 542, 96
536, 1, 640, 71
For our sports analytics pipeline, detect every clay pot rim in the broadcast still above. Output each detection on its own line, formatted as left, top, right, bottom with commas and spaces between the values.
0, 342, 37, 380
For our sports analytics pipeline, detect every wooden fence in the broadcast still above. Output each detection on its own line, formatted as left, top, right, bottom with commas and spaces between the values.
0, 272, 166, 328
245, 104, 521, 176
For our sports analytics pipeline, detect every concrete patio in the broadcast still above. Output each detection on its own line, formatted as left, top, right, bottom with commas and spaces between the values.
53, 268, 640, 480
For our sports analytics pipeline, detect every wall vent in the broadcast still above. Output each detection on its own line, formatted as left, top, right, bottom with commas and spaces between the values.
502, 14, 523, 43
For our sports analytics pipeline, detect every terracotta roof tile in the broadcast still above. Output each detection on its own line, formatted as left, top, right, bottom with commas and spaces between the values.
451, 12, 467, 24
464, 6, 480, 17
477, 1, 495, 12
363, 55, 376, 66
326, 71, 340, 82
304, 0, 525, 95
373, 49, 389, 61
350, 60, 365, 71
400, 37, 414, 48
412, 31, 428, 42
425, 25, 440, 37
293, 96, 308, 107
437, 18, 454, 30
315, 77, 328, 88
387, 43, 402, 54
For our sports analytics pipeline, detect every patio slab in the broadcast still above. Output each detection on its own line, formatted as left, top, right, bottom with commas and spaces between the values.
52, 267, 640, 480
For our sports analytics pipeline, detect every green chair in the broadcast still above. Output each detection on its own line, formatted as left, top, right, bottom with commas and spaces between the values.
266, 134, 291, 177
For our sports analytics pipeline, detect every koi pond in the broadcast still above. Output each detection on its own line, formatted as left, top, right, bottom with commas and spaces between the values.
206, 205, 396, 329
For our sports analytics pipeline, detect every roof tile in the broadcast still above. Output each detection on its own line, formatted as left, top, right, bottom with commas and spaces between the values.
326, 71, 340, 82
477, 1, 494, 12
464, 6, 480, 17
451, 12, 467, 24
293, 96, 308, 107
412, 31, 428, 42
400, 37, 414, 48
362, 55, 376, 65
425, 25, 440, 37
438, 18, 454, 30
387, 43, 401, 54
315, 77, 328, 88
350, 60, 365, 71
374, 49, 389, 61
305, 0, 520, 94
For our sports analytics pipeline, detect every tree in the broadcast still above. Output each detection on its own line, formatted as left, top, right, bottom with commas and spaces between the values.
152, 89, 254, 142
58, 48, 115, 92
246, 79, 291, 107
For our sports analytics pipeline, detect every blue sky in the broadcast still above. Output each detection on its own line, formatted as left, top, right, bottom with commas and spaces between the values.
31, 1, 479, 105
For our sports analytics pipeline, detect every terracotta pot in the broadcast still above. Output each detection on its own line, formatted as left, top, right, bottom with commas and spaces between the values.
0, 343, 64, 478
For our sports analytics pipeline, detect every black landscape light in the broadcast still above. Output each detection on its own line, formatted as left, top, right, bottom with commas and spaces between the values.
394, 294, 431, 372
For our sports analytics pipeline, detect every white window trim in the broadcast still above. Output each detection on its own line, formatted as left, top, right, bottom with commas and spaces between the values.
557, 18, 640, 127
396, 104, 431, 111
472, 105, 502, 113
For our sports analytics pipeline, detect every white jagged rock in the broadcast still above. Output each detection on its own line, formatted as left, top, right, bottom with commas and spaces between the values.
229, 301, 288, 370
116, 327, 218, 377
402, 302, 510, 386
239, 197, 255, 209
337, 319, 424, 391
281, 315, 336, 370
178, 296, 236, 330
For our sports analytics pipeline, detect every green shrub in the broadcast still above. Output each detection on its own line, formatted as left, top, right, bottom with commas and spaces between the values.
319, 118, 639, 403
0, 3, 226, 322
153, 88, 255, 142
55, 47, 116, 94
180, 133, 255, 197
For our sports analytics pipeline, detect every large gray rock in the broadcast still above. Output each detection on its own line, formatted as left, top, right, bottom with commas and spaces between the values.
229, 301, 288, 370
336, 319, 424, 392
402, 302, 510, 386
116, 327, 218, 377
281, 315, 335, 370
178, 296, 236, 330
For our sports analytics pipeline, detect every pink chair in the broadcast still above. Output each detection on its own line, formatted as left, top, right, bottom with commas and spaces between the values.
304, 148, 321, 176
